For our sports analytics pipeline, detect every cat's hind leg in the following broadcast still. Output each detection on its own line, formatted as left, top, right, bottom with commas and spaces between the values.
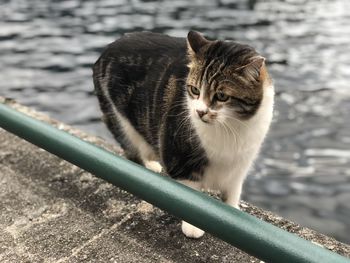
101, 114, 143, 164
116, 113, 163, 173
143, 160, 163, 173
94, 63, 162, 173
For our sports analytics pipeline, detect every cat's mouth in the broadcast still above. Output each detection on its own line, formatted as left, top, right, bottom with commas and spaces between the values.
198, 116, 214, 124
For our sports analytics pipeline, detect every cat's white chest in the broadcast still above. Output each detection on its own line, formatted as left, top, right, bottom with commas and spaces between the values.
193, 86, 274, 191
198, 127, 252, 190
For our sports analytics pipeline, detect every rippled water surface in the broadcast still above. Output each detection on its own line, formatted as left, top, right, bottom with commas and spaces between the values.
1, 0, 350, 243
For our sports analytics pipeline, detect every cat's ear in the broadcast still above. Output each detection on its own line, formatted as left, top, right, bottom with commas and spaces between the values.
187, 31, 210, 56
237, 56, 266, 82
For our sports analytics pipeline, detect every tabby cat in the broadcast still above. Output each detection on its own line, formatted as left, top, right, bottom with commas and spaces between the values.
93, 31, 274, 238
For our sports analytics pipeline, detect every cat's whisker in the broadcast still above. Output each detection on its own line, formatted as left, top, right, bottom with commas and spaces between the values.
173, 115, 191, 138
221, 114, 250, 129
221, 122, 235, 151
217, 119, 238, 151
167, 110, 188, 118
225, 122, 241, 146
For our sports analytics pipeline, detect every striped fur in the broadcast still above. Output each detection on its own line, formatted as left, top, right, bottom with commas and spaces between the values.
93, 31, 274, 238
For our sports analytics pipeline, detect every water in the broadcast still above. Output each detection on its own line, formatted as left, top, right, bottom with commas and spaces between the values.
1, 0, 350, 243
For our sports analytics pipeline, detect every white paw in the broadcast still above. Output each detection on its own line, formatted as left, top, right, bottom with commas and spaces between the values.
181, 221, 204, 239
144, 160, 163, 173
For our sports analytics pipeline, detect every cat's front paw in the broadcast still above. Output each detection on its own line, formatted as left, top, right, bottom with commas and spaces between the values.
181, 221, 204, 239
144, 161, 163, 173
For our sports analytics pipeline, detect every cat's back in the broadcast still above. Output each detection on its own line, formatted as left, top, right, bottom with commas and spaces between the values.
94, 32, 187, 67
93, 32, 190, 149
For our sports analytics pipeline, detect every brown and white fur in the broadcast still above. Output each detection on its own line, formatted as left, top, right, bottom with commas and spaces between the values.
93, 31, 274, 238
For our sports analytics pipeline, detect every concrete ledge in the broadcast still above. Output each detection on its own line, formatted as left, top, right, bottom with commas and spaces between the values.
1, 97, 349, 262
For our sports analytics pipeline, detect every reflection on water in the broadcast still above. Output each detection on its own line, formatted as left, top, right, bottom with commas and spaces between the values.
1, 0, 350, 243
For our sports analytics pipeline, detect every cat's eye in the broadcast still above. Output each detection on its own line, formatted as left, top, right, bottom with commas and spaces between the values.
216, 91, 229, 102
189, 85, 200, 96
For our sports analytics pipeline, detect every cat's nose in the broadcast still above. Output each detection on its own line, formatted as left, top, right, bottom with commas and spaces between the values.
196, 109, 208, 118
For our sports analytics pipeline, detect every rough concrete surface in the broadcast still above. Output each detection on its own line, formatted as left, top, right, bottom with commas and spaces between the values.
0, 97, 349, 263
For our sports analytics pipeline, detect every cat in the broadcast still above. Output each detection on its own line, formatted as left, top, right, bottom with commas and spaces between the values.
93, 31, 274, 238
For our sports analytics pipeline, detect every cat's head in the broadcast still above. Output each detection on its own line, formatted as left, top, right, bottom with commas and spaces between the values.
185, 31, 271, 126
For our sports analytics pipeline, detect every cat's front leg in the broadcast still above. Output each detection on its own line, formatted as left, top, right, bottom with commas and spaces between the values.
221, 181, 243, 210
220, 156, 255, 209
177, 179, 205, 239
221, 171, 248, 210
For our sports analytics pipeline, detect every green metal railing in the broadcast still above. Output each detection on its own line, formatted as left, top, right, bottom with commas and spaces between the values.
0, 102, 349, 263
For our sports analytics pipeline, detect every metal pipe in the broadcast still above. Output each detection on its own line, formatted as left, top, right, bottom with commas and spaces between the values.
0, 102, 349, 263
